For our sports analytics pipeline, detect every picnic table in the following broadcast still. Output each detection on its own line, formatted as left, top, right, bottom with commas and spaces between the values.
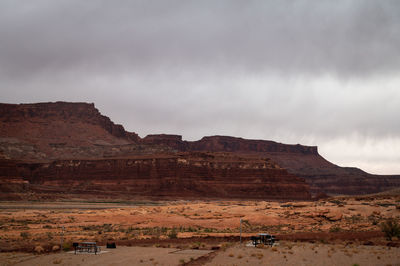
251, 233, 276, 247
73, 242, 101, 254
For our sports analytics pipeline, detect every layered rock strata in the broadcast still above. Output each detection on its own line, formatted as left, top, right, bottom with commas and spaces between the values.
0, 153, 311, 200
142, 134, 400, 195
0, 102, 399, 198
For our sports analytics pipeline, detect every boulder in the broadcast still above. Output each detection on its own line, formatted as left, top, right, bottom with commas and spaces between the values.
325, 211, 343, 221
34, 246, 44, 253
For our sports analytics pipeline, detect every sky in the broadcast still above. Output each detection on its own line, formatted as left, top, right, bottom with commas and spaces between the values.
0, 0, 399, 174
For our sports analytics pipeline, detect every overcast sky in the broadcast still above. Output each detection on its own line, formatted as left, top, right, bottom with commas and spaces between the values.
1, 0, 399, 174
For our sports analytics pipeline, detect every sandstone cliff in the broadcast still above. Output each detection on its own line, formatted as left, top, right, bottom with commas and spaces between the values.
0, 102, 140, 160
141, 134, 400, 195
0, 102, 399, 199
0, 153, 311, 200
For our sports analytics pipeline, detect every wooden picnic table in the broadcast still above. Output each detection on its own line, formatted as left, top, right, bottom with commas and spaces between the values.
74, 242, 101, 254
251, 233, 276, 247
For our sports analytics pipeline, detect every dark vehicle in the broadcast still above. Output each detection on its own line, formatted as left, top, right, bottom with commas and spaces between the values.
251, 233, 276, 246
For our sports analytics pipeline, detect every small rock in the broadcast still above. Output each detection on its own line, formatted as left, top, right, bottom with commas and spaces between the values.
325, 211, 343, 221
34, 246, 44, 253
363, 241, 374, 246
320, 224, 331, 230
387, 242, 400, 247
52, 245, 60, 252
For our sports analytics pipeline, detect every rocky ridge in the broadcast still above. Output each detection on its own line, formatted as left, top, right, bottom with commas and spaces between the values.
0, 102, 399, 199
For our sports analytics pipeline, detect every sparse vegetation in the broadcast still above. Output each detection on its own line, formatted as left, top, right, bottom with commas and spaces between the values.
380, 219, 400, 241
329, 225, 341, 232
47, 232, 53, 240
53, 258, 62, 264
62, 242, 72, 251
329, 199, 345, 205
168, 227, 178, 239
220, 242, 232, 251
20, 232, 30, 239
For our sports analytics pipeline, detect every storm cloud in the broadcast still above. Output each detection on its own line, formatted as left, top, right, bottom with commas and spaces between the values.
1, 0, 399, 174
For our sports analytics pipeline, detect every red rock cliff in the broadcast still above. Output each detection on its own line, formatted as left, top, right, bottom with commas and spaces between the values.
0, 153, 311, 200
1, 101, 399, 198
0, 101, 139, 144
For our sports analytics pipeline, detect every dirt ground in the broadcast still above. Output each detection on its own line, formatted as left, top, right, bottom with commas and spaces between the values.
206, 241, 400, 266
0, 246, 211, 266
0, 194, 399, 265
0, 241, 399, 266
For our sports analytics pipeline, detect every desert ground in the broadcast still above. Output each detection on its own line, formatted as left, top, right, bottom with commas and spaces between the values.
0, 194, 399, 265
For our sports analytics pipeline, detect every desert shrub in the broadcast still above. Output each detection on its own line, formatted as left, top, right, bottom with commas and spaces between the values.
347, 215, 362, 223
190, 241, 201, 249
380, 219, 400, 241
186, 226, 196, 232
20, 232, 30, 239
329, 200, 344, 205
82, 225, 98, 231
168, 227, 178, 239
62, 242, 72, 251
53, 258, 62, 264
220, 242, 231, 251
203, 228, 214, 233
329, 226, 341, 232
102, 224, 113, 232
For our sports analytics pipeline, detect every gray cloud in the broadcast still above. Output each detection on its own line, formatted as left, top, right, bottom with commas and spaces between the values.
1, 0, 400, 78
0, 0, 400, 174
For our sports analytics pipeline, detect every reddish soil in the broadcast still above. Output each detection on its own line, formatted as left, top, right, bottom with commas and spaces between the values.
1, 195, 399, 252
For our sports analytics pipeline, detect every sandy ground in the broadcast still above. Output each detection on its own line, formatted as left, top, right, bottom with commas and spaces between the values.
1, 242, 399, 266
0, 195, 399, 265
1, 196, 398, 249
206, 241, 400, 266
0, 246, 211, 266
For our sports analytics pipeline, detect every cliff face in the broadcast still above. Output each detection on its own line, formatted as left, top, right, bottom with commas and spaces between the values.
0, 102, 140, 160
0, 102, 139, 143
142, 134, 400, 195
142, 134, 318, 155
0, 102, 312, 200
0, 153, 311, 200
0, 101, 399, 199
